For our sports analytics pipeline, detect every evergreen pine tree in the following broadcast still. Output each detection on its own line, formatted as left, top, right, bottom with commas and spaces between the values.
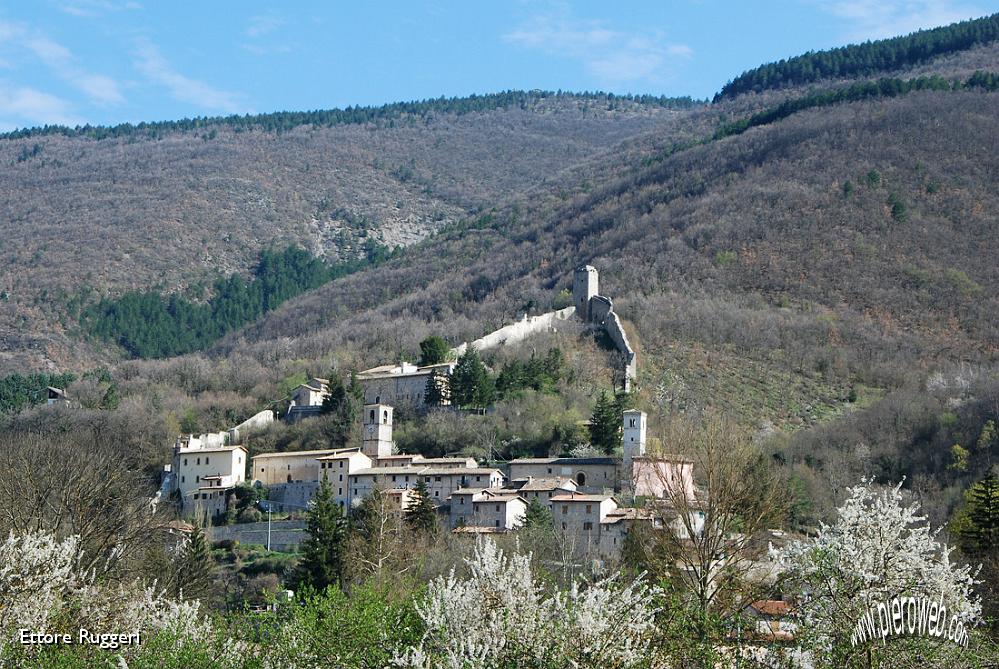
450, 347, 494, 409
176, 522, 214, 601
418, 335, 451, 366
404, 479, 438, 535
589, 389, 621, 455
296, 479, 348, 591
519, 497, 554, 530
424, 369, 450, 407
958, 473, 999, 555
322, 371, 363, 448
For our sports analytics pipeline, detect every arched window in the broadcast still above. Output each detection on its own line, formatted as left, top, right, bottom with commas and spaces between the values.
576, 472, 586, 486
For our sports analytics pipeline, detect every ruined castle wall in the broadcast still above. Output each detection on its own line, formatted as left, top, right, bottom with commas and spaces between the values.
590, 295, 613, 324
452, 306, 576, 356
604, 311, 638, 390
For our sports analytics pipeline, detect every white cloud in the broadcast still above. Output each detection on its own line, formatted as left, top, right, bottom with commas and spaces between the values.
816, 1, 986, 41
134, 39, 246, 114
24, 35, 124, 105
57, 1, 142, 18
246, 14, 283, 38
0, 83, 83, 129
0, 21, 124, 106
503, 10, 691, 86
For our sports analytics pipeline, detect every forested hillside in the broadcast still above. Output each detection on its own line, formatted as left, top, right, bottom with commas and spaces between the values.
0, 93, 701, 371
717, 11, 999, 98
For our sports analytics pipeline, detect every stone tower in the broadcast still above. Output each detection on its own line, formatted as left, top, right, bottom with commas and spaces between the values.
572, 265, 599, 322
362, 404, 393, 459
622, 409, 647, 473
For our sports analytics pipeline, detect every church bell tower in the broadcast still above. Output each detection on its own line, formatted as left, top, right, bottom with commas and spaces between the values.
363, 404, 393, 459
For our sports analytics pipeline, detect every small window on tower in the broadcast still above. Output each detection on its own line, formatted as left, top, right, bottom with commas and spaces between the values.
369, 409, 375, 422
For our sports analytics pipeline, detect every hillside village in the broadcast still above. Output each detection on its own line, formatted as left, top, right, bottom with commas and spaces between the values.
166, 266, 699, 560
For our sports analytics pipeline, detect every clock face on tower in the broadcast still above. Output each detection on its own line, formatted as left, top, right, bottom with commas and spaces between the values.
366, 425, 375, 437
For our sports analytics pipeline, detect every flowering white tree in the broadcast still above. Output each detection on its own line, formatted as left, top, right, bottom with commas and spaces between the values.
772, 480, 983, 667
0, 529, 209, 659
396, 538, 659, 669
0, 531, 80, 642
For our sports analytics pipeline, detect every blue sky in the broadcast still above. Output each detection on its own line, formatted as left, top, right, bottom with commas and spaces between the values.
0, 0, 996, 131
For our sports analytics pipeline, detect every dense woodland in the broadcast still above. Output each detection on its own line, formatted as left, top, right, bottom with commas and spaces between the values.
82, 244, 396, 358
717, 11, 999, 98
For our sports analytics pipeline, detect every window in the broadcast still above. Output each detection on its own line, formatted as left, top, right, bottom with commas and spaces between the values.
583, 522, 593, 531
339, 488, 343, 495
339, 474, 343, 482
183, 458, 188, 466
495, 505, 500, 512
475, 476, 481, 482
287, 465, 291, 471
196, 475, 200, 482
435, 491, 439, 497
629, 418, 636, 428
547, 468, 552, 474
181, 476, 185, 483
459, 497, 465, 505
425, 477, 431, 483
435, 476, 441, 482
205, 457, 210, 465
404, 475, 409, 482
585, 504, 592, 513
383, 410, 388, 424
196, 458, 201, 466
495, 519, 500, 527
369, 409, 375, 422
561, 522, 566, 530
339, 461, 344, 468
392, 475, 397, 482
260, 467, 264, 473
561, 505, 568, 515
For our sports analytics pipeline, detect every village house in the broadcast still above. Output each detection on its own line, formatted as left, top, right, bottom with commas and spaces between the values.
172, 437, 247, 520
552, 492, 619, 555
317, 447, 373, 507
46, 386, 72, 406
380, 488, 419, 518
347, 466, 427, 507
356, 361, 455, 408
742, 600, 796, 641
508, 456, 618, 490
253, 448, 343, 485
348, 465, 505, 508
285, 378, 329, 422
505, 476, 578, 503
449, 488, 527, 530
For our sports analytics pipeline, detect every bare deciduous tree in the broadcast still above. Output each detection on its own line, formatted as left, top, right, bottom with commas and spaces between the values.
0, 429, 163, 579
633, 415, 790, 624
